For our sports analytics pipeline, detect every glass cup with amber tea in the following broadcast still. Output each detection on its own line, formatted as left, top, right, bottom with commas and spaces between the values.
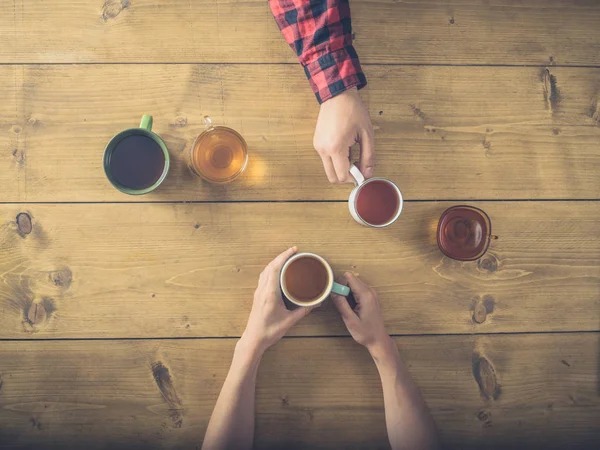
188, 116, 248, 183
437, 205, 494, 261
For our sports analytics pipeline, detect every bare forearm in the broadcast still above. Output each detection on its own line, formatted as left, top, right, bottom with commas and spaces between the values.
202, 338, 264, 450
370, 337, 439, 450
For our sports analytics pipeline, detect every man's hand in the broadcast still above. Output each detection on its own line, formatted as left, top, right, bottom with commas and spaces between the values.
242, 247, 315, 353
313, 88, 375, 183
331, 272, 391, 353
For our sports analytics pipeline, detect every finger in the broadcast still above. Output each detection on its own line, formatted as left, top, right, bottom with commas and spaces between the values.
331, 291, 357, 322
343, 272, 371, 297
267, 246, 298, 273
358, 129, 375, 178
332, 152, 352, 183
321, 155, 339, 183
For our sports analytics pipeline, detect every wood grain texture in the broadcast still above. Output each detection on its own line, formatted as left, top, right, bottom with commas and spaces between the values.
1, 1, 599, 448
0, 202, 598, 339
1, 64, 599, 202
0, 334, 598, 449
2, 0, 600, 65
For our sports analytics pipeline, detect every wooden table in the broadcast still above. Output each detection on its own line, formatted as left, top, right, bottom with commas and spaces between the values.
1, 1, 599, 448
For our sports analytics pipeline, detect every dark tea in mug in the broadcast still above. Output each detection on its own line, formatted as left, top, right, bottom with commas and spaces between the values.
284, 255, 329, 303
108, 135, 166, 190
356, 180, 401, 226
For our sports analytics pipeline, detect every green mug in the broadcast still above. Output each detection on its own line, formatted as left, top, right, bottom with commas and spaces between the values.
103, 115, 170, 195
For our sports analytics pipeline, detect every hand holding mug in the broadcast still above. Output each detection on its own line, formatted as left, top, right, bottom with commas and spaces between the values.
242, 247, 315, 353
331, 273, 392, 353
313, 88, 375, 183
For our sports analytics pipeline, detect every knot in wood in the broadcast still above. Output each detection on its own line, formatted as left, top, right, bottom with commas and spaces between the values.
472, 302, 488, 324
477, 410, 491, 422
49, 267, 73, 289
472, 295, 495, 324
477, 255, 498, 273
102, 0, 129, 21
26, 302, 47, 326
16, 213, 32, 236
477, 410, 492, 427
472, 354, 501, 400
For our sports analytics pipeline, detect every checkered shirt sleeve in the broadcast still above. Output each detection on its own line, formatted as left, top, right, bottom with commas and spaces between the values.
269, 0, 367, 103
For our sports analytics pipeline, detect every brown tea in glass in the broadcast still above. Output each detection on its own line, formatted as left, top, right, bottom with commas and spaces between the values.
437, 205, 492, 261
189, 117, 248, 183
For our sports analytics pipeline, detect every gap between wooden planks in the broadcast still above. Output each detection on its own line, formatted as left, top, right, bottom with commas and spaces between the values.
1, 0, 600, 65
0, 201, 598, 339
0, 333, 598, 449
1, 64, 599, 202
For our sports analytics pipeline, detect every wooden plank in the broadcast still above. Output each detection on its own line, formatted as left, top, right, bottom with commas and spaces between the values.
2, 0, 600, 65
1, 65, 599, 202
0, 334, 598, 449
0, 202, 598, 339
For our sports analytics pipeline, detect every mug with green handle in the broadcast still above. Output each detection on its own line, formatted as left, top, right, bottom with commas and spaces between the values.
103, 114, 170, 195
280, 252, 351, 307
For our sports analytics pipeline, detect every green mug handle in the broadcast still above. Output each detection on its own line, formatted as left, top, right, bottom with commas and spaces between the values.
332, 282, 350, 296
140, 114, 153, 131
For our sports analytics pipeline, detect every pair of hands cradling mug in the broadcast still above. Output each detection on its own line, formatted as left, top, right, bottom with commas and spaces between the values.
243, 247, 387, 354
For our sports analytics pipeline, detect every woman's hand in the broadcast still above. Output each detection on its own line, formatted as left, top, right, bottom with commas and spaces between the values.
242, 247, 315, 353
331, 272, 391, 354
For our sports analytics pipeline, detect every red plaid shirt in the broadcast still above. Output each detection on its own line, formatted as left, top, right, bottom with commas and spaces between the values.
269, 0, 367, 104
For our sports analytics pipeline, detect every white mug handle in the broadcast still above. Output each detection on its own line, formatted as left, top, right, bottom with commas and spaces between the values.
349, 164, 365, 186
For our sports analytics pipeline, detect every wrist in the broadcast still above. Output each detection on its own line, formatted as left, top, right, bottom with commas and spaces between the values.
338, 86, 358, 96
325, 87, 358, 104
367, 335, 397, 367
236, 334, 266, 362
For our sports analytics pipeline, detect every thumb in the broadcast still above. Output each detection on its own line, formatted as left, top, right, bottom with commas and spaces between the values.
358, 128, 375, 178
286, 304, 315, 327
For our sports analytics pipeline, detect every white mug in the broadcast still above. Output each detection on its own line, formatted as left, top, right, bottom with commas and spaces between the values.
348, 165, 403, 228
280, 252, 350, 307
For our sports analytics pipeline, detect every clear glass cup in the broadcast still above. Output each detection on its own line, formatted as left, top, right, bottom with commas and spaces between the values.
437, 205, 495, 261
188, 116, 248, 184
